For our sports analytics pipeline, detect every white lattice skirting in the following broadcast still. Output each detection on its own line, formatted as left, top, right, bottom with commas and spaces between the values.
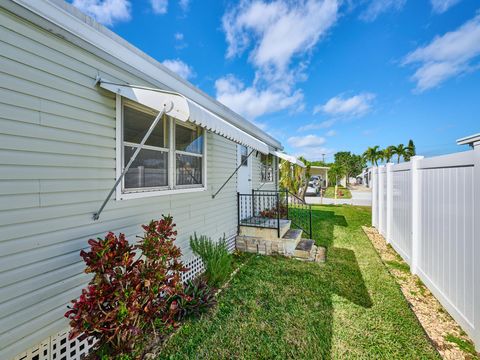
13, 330, 95, 360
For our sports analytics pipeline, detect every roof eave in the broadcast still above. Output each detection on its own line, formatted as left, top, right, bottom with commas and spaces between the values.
456, 133, 480, 146
7, 0, 283, 150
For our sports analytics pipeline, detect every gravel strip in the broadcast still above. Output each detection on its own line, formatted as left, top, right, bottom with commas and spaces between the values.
362, 226, 479, 360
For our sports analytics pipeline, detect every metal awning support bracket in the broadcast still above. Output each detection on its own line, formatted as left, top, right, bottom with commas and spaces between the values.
93, 103, 172, 220
212, 149, 255, 199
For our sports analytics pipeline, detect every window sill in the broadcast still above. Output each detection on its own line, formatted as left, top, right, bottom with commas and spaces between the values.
118, 186, 207, 200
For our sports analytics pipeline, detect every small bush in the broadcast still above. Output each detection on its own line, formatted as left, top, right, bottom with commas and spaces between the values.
259, 203, 287, 219
175, 277, 217, 320
65, 215, 187, 359
190, 234, 232, 287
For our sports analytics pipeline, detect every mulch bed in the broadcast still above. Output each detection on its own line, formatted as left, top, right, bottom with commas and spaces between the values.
363, 226, 479, 360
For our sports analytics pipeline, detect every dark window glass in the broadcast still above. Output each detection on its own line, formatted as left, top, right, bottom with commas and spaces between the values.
124, 105, 167, 148
124, 146, 168, 189
175, 123, 203, 154
176, 154, 202, 185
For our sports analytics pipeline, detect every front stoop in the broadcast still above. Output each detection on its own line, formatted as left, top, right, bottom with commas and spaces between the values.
236, 220, 301, 256
236, 220, 326, 263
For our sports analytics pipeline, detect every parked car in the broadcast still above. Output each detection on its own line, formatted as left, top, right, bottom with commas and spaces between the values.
309, 176, 320, 188
305, 184, 320, 196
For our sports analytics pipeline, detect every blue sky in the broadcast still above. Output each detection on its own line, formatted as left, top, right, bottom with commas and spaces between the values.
70, 0, 479, 162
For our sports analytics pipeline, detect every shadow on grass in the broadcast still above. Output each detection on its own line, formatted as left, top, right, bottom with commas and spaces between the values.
279, 208, 371, 358
160, 207, 373, 359
312, 208, 348, 247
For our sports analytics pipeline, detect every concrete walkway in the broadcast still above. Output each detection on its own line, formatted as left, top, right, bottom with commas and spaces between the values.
305, 188, 372, 206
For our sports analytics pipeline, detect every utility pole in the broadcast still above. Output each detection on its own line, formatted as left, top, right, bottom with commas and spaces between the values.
322, 153, 326, 163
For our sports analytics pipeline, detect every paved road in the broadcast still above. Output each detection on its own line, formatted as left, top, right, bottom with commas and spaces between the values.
305, 189, 372, 206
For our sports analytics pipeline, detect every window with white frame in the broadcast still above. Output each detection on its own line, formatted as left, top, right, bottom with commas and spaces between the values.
261, 154, 274, 182
121, 99, 205, 195
175, 121, 204, 186
240, 145, 248, 166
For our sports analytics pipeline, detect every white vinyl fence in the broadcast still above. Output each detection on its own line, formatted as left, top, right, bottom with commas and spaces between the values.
372, 145, 480, 351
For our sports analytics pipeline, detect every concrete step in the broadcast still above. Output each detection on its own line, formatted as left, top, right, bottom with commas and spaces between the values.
279, 219, 292, 238
239, 219, 291, 240
294, 239, 315, 259
282, 229, 303, 255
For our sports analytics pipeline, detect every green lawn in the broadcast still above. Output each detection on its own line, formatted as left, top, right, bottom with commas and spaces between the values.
323, 186, 352, 199
158, 206, 439, 359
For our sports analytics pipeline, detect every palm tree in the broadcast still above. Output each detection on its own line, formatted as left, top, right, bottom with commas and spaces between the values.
279, 157, 310, 198
363, 146, 381, 166
405, 139, 416, 161
298, 156, 311, 200
382, 146, 395, 163
392, 144, 407, 163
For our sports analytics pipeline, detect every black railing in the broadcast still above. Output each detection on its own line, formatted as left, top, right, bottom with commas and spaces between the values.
237, 189, 312, 239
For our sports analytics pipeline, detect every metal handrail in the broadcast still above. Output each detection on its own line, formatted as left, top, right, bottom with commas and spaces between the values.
238, 189, 313, 239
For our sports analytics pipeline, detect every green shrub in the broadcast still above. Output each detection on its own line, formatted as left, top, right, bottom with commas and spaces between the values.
65, 216, 187, 359
190, 233, 232, 287
175, 277, 217, 320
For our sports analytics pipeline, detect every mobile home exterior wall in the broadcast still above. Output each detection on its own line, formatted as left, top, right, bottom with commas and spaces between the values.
0, 3, 279, 359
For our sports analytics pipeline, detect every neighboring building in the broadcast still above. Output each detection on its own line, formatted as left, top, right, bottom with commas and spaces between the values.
0, 1, 302, 359
309, 166, 329, 188
357, 168, 371, 187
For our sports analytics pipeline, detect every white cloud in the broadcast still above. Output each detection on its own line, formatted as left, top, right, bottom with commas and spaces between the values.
287, 134, 331, 161
403, 13, 480, 92
219, 0, 339, 121
359, 0, 406, 22
174, 32, 188, 49
298, 119, 336, 131
430, 0, 461, 13
150, 0, 168, 14
314, 92, 375, 117
326, 129, 336, 136
223, 0, 339, 71
294, 146, 334, 161
215, 75, 303, 120
72, 0, 131, 25
287, 134, 326, 147
162, 59, 195, 79
179, 0, 190, 12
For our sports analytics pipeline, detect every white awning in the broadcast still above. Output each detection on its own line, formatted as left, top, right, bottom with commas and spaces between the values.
99, 80, 269, 154
272, 150, 306, 168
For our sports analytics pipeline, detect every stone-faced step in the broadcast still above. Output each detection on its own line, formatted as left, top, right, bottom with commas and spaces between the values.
294, 239, 315, 259
235, 235, 286, 256
315, 246, 326, 263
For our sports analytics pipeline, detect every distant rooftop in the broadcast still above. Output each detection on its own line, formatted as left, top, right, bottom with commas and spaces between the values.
456, 133, 480, 147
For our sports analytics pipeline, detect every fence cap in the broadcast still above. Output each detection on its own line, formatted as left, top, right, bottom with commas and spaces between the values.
457, 133, 480, 147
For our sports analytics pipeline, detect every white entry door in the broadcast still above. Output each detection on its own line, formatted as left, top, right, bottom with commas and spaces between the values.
237, 145, 252, 194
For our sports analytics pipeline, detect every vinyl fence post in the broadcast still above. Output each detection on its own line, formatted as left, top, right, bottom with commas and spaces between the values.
386, 163, 394, 244
410, 155, 423, 275
372, 166, 378, 228
378, 165, 385, 235
473, 142, 480, 351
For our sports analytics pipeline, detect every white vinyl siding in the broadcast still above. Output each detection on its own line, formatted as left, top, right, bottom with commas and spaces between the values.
0, 8, 237, 359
